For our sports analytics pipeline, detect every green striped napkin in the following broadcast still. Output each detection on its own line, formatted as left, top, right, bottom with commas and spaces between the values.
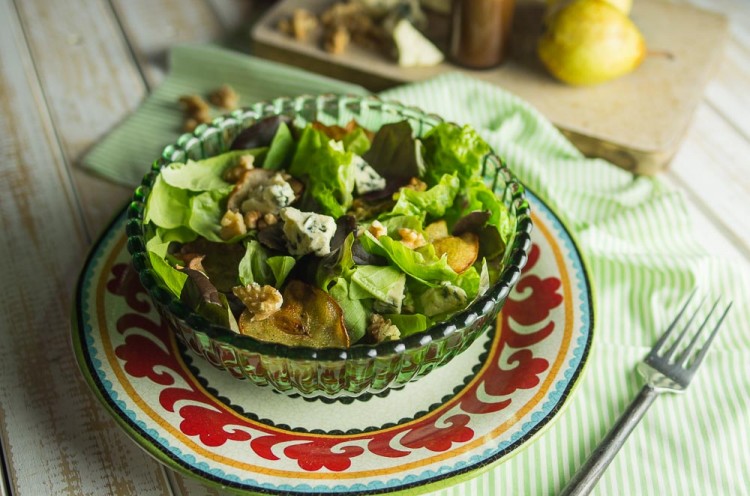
82, 44, 750, 495
81, 44, 367, 186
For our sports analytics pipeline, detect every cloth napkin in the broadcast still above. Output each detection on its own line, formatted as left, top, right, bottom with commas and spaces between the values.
82, 44, 750, 495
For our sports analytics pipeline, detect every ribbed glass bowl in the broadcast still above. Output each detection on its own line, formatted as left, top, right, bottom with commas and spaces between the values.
126, 94, 532, 400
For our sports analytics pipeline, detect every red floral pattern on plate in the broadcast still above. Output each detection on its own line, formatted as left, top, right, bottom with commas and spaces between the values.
104, 242, 560, 472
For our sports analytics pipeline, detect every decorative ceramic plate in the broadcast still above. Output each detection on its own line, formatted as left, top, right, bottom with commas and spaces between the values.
73, 191, 594, 495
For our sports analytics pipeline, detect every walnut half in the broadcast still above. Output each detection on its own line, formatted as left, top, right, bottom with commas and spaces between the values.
233, 283, 283, 322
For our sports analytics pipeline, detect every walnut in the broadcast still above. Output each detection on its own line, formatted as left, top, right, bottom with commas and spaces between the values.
398, 228, 426, 249
208, 84, 239, 110
368, 314, 400, 343
368, 220, 387, 238
179, 94, 212, 132
219, 210, 247, 240
258, 213, 278, 230
182, 118, 199, 133
406, 177, 428, 192
222, 154, 255, 183
323, 24, 350, 54
179, 95, 210, 117
279, 9, 319, 41
244, 210, 262, 230
233, 283, 283, 322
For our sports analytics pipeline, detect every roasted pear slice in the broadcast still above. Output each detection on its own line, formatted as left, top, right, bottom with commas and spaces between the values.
238, 280, 350, 348
433, 233, 480, 274
424, 220, 449, 242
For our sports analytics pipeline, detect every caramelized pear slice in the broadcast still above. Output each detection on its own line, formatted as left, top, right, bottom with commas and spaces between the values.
424, 220, 449, 242
433, 233, 480, 274
238, 280, 350, 348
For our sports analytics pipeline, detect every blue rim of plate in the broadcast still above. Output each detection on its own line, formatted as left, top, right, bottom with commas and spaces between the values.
72, 188, 595, 495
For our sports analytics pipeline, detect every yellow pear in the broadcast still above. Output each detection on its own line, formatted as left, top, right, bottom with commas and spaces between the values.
537, 0, 646, 86
546, 0, 632, 17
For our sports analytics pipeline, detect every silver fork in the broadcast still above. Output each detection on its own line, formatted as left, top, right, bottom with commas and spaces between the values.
560, 291, 733, 496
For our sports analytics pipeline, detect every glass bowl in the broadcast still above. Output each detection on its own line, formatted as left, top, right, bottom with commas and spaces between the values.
125, 94, 532, 400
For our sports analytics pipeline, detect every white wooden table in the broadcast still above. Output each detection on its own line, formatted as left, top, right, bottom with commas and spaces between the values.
0, 1, 748, 494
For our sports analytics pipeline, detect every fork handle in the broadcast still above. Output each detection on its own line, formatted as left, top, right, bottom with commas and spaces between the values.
560, 384, 658, 496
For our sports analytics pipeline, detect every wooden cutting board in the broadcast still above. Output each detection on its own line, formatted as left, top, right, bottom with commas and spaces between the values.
251, 0, 728, 174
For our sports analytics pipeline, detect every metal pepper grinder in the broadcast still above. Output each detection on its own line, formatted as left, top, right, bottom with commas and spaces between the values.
449, 0, 516, 69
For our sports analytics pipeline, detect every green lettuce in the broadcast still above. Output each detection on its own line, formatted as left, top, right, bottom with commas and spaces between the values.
188, 190, 227, 242
289, 125, 356, 217
147, 251, 187, 297
383, 313, 431, 337
351, 265, 406, 309
465, 178, 514, 245
238, 240, 273, 286
342, 127, 371, 155
359, 231, 457, 286
378, 215, 424, 237
329, 278, 369, 343
267, 256, 296, 287
421, 122, 491, 186
160, 149, 265, 191
390, 173, 460, 219
262, 122, 294, 170
143, 174, 191, 229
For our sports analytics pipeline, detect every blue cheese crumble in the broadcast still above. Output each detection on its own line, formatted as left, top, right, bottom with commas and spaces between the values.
280, 207, 337, 257
420, 282, 468, 317
353, 156, 386, 194
240, 173, 295, 214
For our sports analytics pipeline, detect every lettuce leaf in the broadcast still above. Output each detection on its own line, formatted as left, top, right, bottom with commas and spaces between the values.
147, 251, 187, 297
262, 122, 294, 170
316, 233, 357, 291
342, 127, 371, 155
144, 174, 191, 229
188, 190, 228, 242
421, 122, 491, 187
359, 231, 457, 285
289, 125, 356, 217
238, 240, 273, 286
378, 215, 424, 237
465, 178, 514, 244
383, 313, 431, 337
363, 120, 423, 180
390, 173, 460, 219
351, 265, 406, 309
267, 256, 296, 287
329, 278, 369, 343
160, 149, 265, 191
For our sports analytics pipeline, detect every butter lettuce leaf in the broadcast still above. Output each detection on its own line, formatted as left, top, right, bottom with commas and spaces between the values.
359, 231, 457, 285
144, 174, 191, 229
465, 178, 514, 244
289, 125, 355, 217
351, 265, 406, 308
329, 278, 369, 343
267, 256, 296, 287
421, 122, 491, 186
147, 251, 187, 298
160, 149, 265, 192
188, 190, 227, 242
342, 127, 371, 156
390, 173, 460, 219
383, 313, 431, 337
238, 240, 273, 286
262, 122, 294, 170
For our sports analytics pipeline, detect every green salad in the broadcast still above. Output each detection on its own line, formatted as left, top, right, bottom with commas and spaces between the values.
142, 116, 514, 348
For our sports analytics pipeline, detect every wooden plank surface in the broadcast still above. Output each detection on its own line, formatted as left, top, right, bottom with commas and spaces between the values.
0, 0, 173, 494
12, 0, 143, 238
0, 0, 748, 494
